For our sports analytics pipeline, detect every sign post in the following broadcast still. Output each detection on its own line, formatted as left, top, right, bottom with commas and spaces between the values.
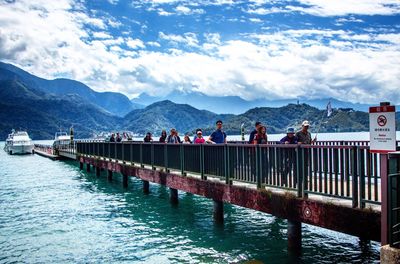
370, 103, 397, 246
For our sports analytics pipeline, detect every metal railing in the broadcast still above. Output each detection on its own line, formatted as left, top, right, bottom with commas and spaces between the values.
56, 141, 77, 156
34, 144, 55, 155
388, 152, 400, 248
76, 141, 389, 209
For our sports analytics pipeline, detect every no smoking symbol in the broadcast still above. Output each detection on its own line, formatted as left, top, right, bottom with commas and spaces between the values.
377, 115, 387, 127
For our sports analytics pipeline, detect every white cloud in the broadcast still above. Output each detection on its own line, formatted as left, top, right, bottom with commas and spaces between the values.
1, 0, 399, 106
246, 7, 286, 15
159, 32, 199, 47
249, 18, 262, 23
335, 17, 364, 25
175, 5, 205, 15
244, 0, 400, 17
291, 0, 400, 17
92, 32, 113, 39
107, 0, 119, 5
156, 8, 173, 16
147, 41, 161, 47
126, 38, 145, 49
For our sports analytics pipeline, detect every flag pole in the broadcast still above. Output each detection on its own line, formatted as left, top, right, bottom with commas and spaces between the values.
314, 101, 332, 141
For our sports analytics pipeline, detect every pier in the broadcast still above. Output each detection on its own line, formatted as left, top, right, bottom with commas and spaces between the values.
34, 140, 400, 259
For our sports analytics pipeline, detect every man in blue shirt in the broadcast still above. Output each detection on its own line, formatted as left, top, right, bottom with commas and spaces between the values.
248, 121, 262, 144
280, 127, 298, 144
207, 120, 227, 144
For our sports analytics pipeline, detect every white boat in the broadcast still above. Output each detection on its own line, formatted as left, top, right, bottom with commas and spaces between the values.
53, 131, 71, 149
4, 130, 34, 155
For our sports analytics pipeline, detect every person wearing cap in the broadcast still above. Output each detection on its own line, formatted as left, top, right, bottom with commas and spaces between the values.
194, 130, 205, 144
207, 120, 227, 144
280, 127, 298, 144
248, 121, 262, 144
296, 120, 316, 144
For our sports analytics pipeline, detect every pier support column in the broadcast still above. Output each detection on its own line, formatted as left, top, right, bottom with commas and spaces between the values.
287, 220, 302, 253
122, 174, 128, 188
95, 166, 100, 177
213, 199, 224, 224
79, 162, 83, 170
170, 188, 178, 204
107, 170, 113, 181
86, 163, 90, 172
143, 180, 150, 194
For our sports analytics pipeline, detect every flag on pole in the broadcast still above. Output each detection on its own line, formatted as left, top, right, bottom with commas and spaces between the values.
326, 101, 332, 117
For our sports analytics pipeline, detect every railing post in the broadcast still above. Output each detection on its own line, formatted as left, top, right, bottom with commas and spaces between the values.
359, 148, 366, 209
181, 144, 185, 175
140, 143, 143, 168
130, 143, 133, 165
224, 144, 229, 185
296, 146, 304, 198
256, 145, 261, 189
114, 143, 117, 162
200, 144, 205, 180
351, 146, 359, 208
108, 142, 111, 161
381, 153, 389, 245
164, 144, 168, 172
151, 143, 155, 170
122, 143, 125, 164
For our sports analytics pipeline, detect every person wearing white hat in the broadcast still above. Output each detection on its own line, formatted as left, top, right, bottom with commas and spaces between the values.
296, 120, 316, 144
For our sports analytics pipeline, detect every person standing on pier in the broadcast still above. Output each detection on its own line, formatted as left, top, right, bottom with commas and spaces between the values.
296, 121, 316, 144
144, 132, 153, 142
116, 133, 122, 142
194, 130, 205, 144
280, 127, 298, 144
207, 120, 227, 144
253, 125, 268, 144
280, 127, 298, 186
110, 133, 115, 142
167, 128, 179, 144
249, 121, 262, 144
183, 135, 192, 144
159, 130, 167, 143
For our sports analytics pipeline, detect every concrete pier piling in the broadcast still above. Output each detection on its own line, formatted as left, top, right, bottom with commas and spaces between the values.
107, 170, 113, 181
170, 188, 178, 204
79, 162, 83, 170
213, 199, 224, 224
96, 166, 100, 177
122, 173, 128, 188
287, 220, 302, 253
143, 180, 150, 194
78, 155, 381, 246
86, 163, 90, 172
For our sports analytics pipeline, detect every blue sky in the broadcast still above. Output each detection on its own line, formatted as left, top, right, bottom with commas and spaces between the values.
1, 0, 399, 104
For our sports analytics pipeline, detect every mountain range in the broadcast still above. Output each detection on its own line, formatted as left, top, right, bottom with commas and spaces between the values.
0, 61, 398, 140
130, 90, 375, 114
0, 62, 140, 117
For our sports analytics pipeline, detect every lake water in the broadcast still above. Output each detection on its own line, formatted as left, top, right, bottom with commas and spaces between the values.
0, 138, 381, 263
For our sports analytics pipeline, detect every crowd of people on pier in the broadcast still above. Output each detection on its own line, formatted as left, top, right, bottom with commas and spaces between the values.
108, 119, 316, 145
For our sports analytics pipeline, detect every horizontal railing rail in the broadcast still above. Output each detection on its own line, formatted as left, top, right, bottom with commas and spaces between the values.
34, 144, 55, 155
76, 141, 387, 209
